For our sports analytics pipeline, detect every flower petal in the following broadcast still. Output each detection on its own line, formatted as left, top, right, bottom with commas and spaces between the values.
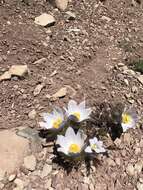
52, 109, 61, 120
79, 108, 92, 121
95, 147, 106, 153
89, 137, 98, 145
56, 135, 70, 151
85, 146, 92, 153
79, 100, 85, 109
42, 112, 53, 121
85, 108, 92, 117
78, 130, 87, 140
39, 122, 52, 129
56, 127, 86, 156
65, 127, 76, 140
68, 100, 78, 113
57, 147, 68, 155
121, 123, 130, 132
56, 135, 65, 145
96, 140, 103, 147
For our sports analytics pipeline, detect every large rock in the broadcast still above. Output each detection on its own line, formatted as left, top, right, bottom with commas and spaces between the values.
0, 130, 30, 174
0, 65, 29, 82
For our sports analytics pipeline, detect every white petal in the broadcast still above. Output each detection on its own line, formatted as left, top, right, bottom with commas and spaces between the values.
95, 147, 106, 153
79, 112, 88, 121
42, 112, 53, 121
79, 100, 85, 109
57, 147, 68, 155
89, 137, 98, 145
76, 130, 86, 146
126, 109, 138, 122
85, 146, 92, 153
65, 127, 76, 139
56, 135, 70, 152
100, 147, 106, 152
121, 121, 135, 132
56, 135, 65, 145
74, 137, 83, 148
53, 108, 64, 119
52, 109, 59, 119
39, 122, 52, 129
85, 108, 92, 116
132, 121, 136, 129
68, 100, 78, 112
79, 108, 91, 121
96, 140, 103, 147
121, 123, 130, 132
39, 122, 46, 128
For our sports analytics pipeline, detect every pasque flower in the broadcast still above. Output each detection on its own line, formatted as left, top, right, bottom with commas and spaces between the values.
85, 137, 106, 153
65, 100, 92, 122
56, 127, 87, 156
121, 108, 138, 132
39, 108, 64, 131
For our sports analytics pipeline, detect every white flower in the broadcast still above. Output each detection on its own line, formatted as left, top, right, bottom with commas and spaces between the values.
65, 100, 92, 122
85, 137, 106, 153
121, 108, 138, 132
39, 108, 64, 130
56, 127, 87, 156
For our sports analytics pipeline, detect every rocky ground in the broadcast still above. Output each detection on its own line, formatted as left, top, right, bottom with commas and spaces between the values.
0, 0, 143, 190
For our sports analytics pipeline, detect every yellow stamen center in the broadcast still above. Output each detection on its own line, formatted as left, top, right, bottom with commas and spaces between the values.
91, 144, 97, 151
73, 112, 80, 120
53, 118, 62, 129
122, 114, 132, 124
69, 144, 81, 154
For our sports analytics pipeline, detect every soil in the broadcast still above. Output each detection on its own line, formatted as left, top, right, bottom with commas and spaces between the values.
0, 0, 143, 190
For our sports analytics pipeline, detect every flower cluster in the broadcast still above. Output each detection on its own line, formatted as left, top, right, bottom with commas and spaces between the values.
39, 100, 138, 159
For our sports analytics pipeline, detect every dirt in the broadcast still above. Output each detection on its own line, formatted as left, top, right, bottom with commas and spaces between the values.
0, 0, 143, 190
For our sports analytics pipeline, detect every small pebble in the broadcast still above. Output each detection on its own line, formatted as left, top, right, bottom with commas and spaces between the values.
106, 158, 116, 166
0, 169, 5, 181
89, 183, 95, 190
139, 178, 143, 183
44, 178, 52, 189
33, 58, 47, 65
114, 138, 122, 147
132, 86, 138, 93
123, 133, 132, 145
126, 163, 135, 176
14, 178, 24, 189
40, 164, 52, 178
9, 173, 17, 182
115, 158, 121, 166
134, 161, 143, 174
117, 63, 124, 67
124, 79, 129, 86
28, 109, 37, 120
137, 182, 143, 190
33, 83, 45, 96
135, 147, 141, 155
66, 11, 76, 20
55, 0, 68, 11
34, 14, 55, 27
0, 182, 4, 189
